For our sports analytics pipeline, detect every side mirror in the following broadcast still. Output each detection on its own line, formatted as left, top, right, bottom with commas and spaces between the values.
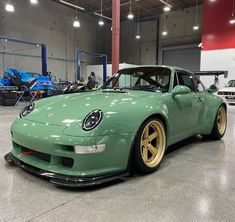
172, 85, 191, 99
207, 84, 218, 94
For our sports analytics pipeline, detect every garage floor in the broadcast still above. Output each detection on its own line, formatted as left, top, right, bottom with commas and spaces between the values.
0, 105, 235, 222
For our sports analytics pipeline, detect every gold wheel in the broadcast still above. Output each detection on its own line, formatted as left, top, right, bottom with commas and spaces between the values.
217, 106, 226, 135
140, 120, 166, 168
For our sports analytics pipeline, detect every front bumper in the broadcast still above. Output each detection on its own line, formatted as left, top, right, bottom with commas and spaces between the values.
8, 118, 135, 181
4, 152, 129, 187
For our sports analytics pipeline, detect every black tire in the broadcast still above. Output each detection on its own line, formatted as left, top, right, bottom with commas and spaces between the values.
0, 97, 3, 105
2, 92, 17, 99
133, 118, 167, 174
2, 98, 17, 106
202, 105, 227, 140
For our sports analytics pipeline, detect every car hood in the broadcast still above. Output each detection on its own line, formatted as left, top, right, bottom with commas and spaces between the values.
218, 87, 235, 92
24, 90, 153, 127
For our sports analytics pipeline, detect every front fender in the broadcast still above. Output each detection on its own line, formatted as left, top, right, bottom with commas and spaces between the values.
62, 96, 170, 138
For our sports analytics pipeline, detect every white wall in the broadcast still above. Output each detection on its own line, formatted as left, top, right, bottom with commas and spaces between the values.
200, 49, 235, 88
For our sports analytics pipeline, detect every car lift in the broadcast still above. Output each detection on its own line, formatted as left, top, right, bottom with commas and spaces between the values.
0, 36, 48, 75
76, 50, 107, 84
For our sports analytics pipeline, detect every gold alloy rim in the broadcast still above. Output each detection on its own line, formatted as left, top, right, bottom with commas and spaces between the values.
217, 107, 226, 135
140, 120, 166, 168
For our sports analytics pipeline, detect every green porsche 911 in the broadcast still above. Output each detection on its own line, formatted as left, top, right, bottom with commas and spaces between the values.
5, 66, 227, 187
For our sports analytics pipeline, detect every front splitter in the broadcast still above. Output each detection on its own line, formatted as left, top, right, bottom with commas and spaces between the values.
4, 152, 129, 188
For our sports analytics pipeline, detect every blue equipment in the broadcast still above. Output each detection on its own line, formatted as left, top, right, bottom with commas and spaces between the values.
0, 68, 56, 93
0, 36, 48, 75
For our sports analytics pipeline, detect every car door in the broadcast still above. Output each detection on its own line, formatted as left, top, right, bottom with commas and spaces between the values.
192, 75, 206, 130
168, 70, 202, 142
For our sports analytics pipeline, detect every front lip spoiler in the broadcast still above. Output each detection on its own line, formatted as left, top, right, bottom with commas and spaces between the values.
4, 152, 129, 188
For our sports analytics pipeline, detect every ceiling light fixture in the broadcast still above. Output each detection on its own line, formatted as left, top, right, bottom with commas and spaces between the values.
230, 0, 235, 24
73, 0, 80, 28
198, 42, 203, 48
163, 6, 171, 12
193, 0, 200, 31
162, 30, 168, 36
59, 0, 85, 11
193, 25, 199, 30
5, 1, 14, 12
127, 0, 134, 20
162, 13, 168, 36
135, 7, 141, 39
160, 0, 172, 12
98, 0, 104, 26
99, 20, 104, 26
73, 17, 80, 28
30, 0, 38, 4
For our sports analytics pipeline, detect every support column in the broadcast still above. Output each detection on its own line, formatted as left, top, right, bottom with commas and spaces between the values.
112, 0, 120, 75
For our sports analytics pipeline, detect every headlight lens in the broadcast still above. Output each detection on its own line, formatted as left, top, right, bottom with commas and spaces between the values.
19, 102, 35, 118
82, 109, 103, 131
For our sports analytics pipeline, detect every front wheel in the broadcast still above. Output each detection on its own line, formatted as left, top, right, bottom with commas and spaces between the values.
202, 105, 227, 140
133, 118, 167, 174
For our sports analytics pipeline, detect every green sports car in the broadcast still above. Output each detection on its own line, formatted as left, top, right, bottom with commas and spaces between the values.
5, 66, 227, 187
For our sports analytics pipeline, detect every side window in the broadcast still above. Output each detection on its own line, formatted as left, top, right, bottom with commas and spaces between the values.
193, 76, 205, 92
173, 73, 178, 88
177, 71, 195, 92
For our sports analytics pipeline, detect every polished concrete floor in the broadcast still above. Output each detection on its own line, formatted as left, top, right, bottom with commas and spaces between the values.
0, 105, 235, 222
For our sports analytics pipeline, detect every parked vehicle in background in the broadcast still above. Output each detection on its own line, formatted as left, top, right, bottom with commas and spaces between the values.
0, 68, 57, 96
217, 80, 235, 105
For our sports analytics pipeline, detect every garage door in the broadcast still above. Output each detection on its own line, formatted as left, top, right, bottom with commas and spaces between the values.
162, 47, 201, 71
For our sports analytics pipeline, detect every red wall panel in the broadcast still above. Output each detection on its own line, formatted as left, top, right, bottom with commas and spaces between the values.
202, 0, 235, 50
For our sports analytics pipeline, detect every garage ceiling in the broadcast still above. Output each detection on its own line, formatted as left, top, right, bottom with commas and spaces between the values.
52, 0, 203, 21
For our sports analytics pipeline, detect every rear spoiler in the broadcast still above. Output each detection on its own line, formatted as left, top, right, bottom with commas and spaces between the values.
193, 71, 228, 78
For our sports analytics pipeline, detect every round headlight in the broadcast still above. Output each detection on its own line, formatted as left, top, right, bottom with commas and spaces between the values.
19, 102, 35, 118
82, 109, 103, 131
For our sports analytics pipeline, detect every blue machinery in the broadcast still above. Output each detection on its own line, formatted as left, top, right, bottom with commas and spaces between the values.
0, 36, 48, 75
77, 50, 107, 84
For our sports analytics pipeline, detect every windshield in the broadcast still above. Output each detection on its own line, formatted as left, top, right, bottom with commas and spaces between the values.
226, 80, 235, 87
102, 67, 171, 92
27, 73, 40, 77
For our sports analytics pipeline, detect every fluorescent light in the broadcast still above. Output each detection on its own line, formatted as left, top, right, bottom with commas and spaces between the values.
162, 30, 168, 36
94, 12, 112, 21
59, 0, 85, 11
209, 0, 216, 2
5, 3, 14, 12
98, 19, 104, 26
136, 34, 141, 39
30, 0, 38, 4
229, 18, 235, 24
193, 25, 199, 30
163, 6, 171, 12
73, 17, 80, 28
127, 12, 134, 20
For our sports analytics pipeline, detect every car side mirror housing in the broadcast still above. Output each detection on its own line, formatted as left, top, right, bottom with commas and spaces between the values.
171, 85, 191, 99
207, 84, 218, 94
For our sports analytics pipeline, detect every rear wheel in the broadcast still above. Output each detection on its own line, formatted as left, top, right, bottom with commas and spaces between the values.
134, 118, 166, 173
202, 105, 227, 140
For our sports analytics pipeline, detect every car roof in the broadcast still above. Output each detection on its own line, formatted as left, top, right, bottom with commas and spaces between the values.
118, 65, 191, 73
